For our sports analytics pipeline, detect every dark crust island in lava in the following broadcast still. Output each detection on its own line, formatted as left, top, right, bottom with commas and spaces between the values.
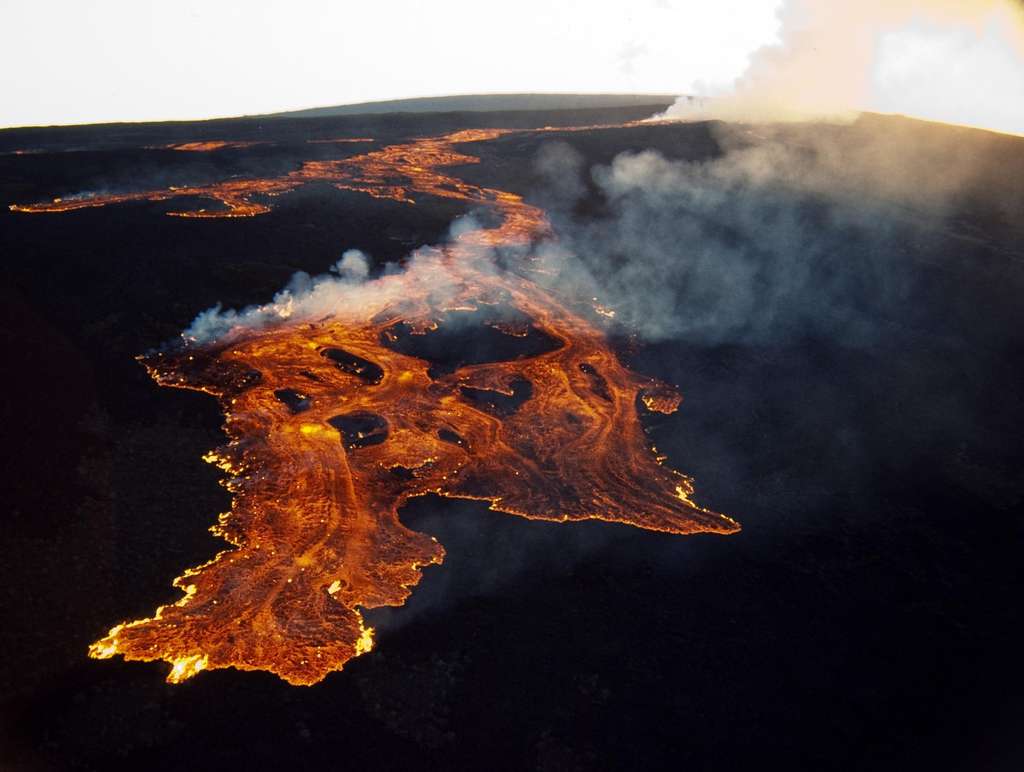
51, 127, 741, 685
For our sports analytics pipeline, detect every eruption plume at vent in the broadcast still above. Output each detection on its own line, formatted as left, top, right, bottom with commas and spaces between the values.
13, 129, 737, 684
665, 0, 1024, 136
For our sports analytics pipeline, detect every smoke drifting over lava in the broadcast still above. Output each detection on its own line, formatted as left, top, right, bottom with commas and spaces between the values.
664, 0, 1024, 136
529, 112, 1024, 348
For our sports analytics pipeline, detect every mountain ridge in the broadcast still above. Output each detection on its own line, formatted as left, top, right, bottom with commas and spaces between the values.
267, 93, 678, 119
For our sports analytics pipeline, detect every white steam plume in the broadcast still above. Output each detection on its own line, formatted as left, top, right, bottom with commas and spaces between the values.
664, 0, 1024, 135
181, 215, 500, 346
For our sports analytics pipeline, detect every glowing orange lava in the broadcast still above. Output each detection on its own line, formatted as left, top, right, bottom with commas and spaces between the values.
307, 137, 375, 144
165, 140, 266, 151
14, 127, 738, 684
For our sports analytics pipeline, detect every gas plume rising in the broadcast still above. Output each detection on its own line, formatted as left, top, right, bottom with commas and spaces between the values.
533, 113, 1024, 348
665, 0, 1024, 136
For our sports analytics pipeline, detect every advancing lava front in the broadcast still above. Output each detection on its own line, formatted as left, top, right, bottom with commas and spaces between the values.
15, 127, 739, 685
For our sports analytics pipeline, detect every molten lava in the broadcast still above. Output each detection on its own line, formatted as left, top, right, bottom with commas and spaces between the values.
13, 127, 738, 684
7, 129, 525, 218
165, 140, 266, 151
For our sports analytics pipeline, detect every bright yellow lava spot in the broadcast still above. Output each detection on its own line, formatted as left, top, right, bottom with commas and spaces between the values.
354, 625, 374, 656
674, 485, 695, 505
202, 450, 240, 473
398, 371, 414, 383
179, 583, 198, 603
300, 423, 327, 436
88, 637, 120, 659
167, 653, 209, 683
327, 579, 342, 595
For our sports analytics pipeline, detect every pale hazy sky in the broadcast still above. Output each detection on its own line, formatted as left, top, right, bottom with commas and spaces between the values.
0, 0, 782, 128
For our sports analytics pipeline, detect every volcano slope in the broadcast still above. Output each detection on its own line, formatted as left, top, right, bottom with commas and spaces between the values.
1, 105, 1022, 770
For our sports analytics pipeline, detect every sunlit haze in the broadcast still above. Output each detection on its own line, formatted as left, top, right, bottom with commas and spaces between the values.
664, 0, 1024, 136
5, 1, 1023, 135
0, 0, 781, 128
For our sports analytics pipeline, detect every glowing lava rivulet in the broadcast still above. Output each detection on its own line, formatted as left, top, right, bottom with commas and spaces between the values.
13, 127, 739, 685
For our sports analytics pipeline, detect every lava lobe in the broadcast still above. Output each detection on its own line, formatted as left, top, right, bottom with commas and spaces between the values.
72, 127, 739, 685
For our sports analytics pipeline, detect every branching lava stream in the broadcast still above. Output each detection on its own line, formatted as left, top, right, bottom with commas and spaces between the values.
13, 127, 739, 684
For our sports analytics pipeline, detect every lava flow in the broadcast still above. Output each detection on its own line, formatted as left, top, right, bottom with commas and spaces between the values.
7, 129, 522, 217
164, 140, 266, 151
15, 127, 739, 684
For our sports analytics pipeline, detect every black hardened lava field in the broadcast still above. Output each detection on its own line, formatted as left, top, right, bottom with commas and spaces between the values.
1, 104, 1022, 770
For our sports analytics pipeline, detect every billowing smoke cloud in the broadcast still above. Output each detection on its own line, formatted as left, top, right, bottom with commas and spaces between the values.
184, 119, 1020, 356
532, 116, 1021, 345
664, 0, 1024, 136
184, 248, 379, 344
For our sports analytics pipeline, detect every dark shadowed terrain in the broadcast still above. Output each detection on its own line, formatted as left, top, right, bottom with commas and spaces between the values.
1, 102, 1022, 770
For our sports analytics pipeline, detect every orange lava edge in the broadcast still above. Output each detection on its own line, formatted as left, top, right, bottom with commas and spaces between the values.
31, 125, 741, 685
